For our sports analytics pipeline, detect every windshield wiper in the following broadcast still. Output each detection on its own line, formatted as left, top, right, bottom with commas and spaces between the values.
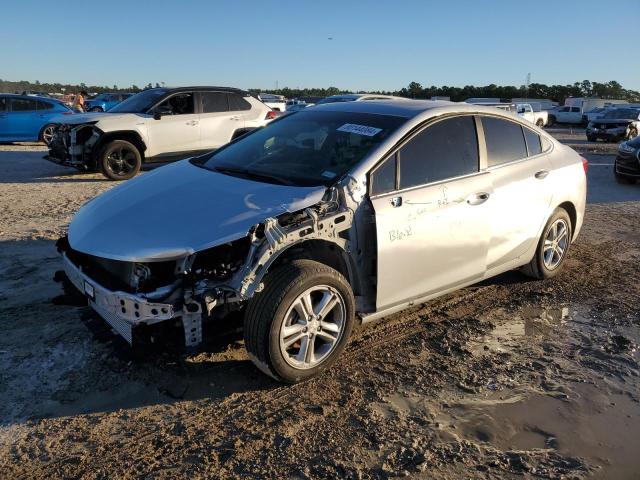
213, 166, 295, 186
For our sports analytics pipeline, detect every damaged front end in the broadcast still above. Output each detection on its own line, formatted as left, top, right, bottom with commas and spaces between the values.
56, 188, 356, 349
45, 122, 101, 170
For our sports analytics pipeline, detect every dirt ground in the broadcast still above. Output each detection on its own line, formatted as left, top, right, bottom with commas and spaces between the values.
0, 130, 639, 479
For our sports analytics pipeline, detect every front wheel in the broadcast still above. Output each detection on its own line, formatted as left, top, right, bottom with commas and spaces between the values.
244, 259, 355, 383
98, 140, 142, 181
627, 127, 638, 140
536, 118, 544, 127
521, 208, 572, 280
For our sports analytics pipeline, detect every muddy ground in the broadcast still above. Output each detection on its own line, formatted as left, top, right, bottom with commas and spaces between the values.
0, 129, 639, 479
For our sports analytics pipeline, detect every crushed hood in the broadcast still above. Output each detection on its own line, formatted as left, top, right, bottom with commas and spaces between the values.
68, 160, 326, 261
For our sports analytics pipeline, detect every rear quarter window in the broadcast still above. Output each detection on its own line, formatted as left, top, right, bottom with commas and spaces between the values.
523, 128, 542, 156
482, 116, 527, 167
228, 94, 252, 111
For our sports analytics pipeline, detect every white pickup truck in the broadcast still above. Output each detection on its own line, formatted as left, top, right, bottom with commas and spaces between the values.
516, 103, 548, 127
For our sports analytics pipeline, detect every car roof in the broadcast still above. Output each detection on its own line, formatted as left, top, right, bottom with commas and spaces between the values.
0, 93, 60, 102
310, 99, 472, 118
154, 86, 251, 95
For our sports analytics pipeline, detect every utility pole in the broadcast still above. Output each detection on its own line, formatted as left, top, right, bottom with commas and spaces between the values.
525, 73, 531, 101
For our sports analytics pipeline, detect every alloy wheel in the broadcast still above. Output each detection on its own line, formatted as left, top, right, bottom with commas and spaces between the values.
105, 147, 138, 177
543, 219, 569, 269
279, 285, 346, 370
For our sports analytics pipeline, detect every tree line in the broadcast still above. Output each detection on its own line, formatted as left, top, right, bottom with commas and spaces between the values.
1, 78, 638, 103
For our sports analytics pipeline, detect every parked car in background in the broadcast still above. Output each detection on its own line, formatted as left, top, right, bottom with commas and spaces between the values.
614, 136, 640, 183
46, 86, 276, 180
316, 94, 407, 104
285, 102, 314, 113
0, 94, 73, 144
548, 98, 629, 125
85, 93, 134, 112
516, 103, 548, 127
258, 93, 287, 111
586, 108, 640, 142
55, 100, 586, 383
467, 102, 517, 113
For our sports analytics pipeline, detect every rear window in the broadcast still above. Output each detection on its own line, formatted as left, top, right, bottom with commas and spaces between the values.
482, 117, 527, 167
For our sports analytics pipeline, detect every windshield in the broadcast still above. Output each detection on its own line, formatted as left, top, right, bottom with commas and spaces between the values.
602, 109, 639, 120
195, 110, 405, 187
109, 88, 168, 113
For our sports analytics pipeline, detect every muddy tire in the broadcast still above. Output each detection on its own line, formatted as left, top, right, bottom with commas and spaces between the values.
98, 140, 142, 181
536, 118, 544, 127
521, 208, 572, 280
627, 127, 638, 140
244, 259, 355, 383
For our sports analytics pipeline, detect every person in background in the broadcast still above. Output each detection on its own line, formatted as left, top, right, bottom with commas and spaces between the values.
72, 90, 87, 112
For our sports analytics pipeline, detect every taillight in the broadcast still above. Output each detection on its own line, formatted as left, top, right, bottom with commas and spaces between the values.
62, 112, 73, 115
265, 110, 277, 120
581, 156, 588, 174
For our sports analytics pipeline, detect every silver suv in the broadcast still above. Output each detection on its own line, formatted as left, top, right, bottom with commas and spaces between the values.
46, 87, 275, 180
57, 100, 587, 383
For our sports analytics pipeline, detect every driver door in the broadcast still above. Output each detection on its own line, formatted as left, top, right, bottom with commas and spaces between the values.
146, 92, 200, 159
369, 116, 492, 311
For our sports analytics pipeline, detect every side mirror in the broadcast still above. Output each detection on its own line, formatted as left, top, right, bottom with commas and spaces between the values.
153, 106, 173, 120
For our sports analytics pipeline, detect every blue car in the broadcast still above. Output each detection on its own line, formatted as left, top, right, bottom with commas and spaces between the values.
0, 94, 74, 144
85, 92, 134, 112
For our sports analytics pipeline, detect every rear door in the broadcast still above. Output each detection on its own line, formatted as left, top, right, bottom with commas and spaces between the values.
370, 115, 492, 310
198, 91, 239, 150
8, 97, 40, 140
0, 97, 9, 140
480, 115, 553, 269
146, 91, 200, 158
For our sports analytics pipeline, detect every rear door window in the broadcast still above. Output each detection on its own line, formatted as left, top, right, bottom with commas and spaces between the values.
398, 116, 479, 189
10, 98, 38, 112
201, 92, 229, 113
481, 116, 527, 167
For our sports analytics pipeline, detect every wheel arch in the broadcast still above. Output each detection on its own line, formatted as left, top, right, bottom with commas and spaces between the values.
92, 130, 147, 163
254, 239, 360, 296
557, 201, 577, 239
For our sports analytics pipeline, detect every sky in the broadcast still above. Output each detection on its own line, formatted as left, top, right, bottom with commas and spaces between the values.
1, 0, 638, 92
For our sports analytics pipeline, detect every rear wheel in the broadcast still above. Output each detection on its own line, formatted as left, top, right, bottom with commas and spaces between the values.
99, 140, 141, 181
39, 124, 56, 144
244, 259, 355, 383
536, 118, 544, 127
547, 115, 556, 127
521, 208, 572, 280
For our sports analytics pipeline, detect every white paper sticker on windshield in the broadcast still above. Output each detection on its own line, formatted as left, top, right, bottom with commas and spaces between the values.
321, 170, 336, 178
337, 123, 382, 137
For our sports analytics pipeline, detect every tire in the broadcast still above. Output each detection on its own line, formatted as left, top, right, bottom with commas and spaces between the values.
90, 107, 103, 112
244, 259, 355, 383
627, 127, 638, 140
521, 208, 572, 280
39, 124, 56, 145
98, 140, 142, 181
547, 115, 556, 127
536, 118, 544, 127
587, 135, 596, 142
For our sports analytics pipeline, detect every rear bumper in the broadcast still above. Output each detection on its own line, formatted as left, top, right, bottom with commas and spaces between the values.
62, 253, 175, 344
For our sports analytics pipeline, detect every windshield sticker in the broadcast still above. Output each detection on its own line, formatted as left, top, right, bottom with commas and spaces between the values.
337, 123, 382, 137
321, 170, 336, 178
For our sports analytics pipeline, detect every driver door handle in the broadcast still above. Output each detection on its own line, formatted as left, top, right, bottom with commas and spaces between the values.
535, 170, 549, 179
466, 192, 490, 206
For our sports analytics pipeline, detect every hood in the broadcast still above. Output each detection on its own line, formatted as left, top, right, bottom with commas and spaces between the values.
68, 160, 326, 262
50, 112, 143, 125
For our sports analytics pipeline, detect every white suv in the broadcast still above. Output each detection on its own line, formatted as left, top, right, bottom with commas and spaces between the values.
46, 87, 275, 180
